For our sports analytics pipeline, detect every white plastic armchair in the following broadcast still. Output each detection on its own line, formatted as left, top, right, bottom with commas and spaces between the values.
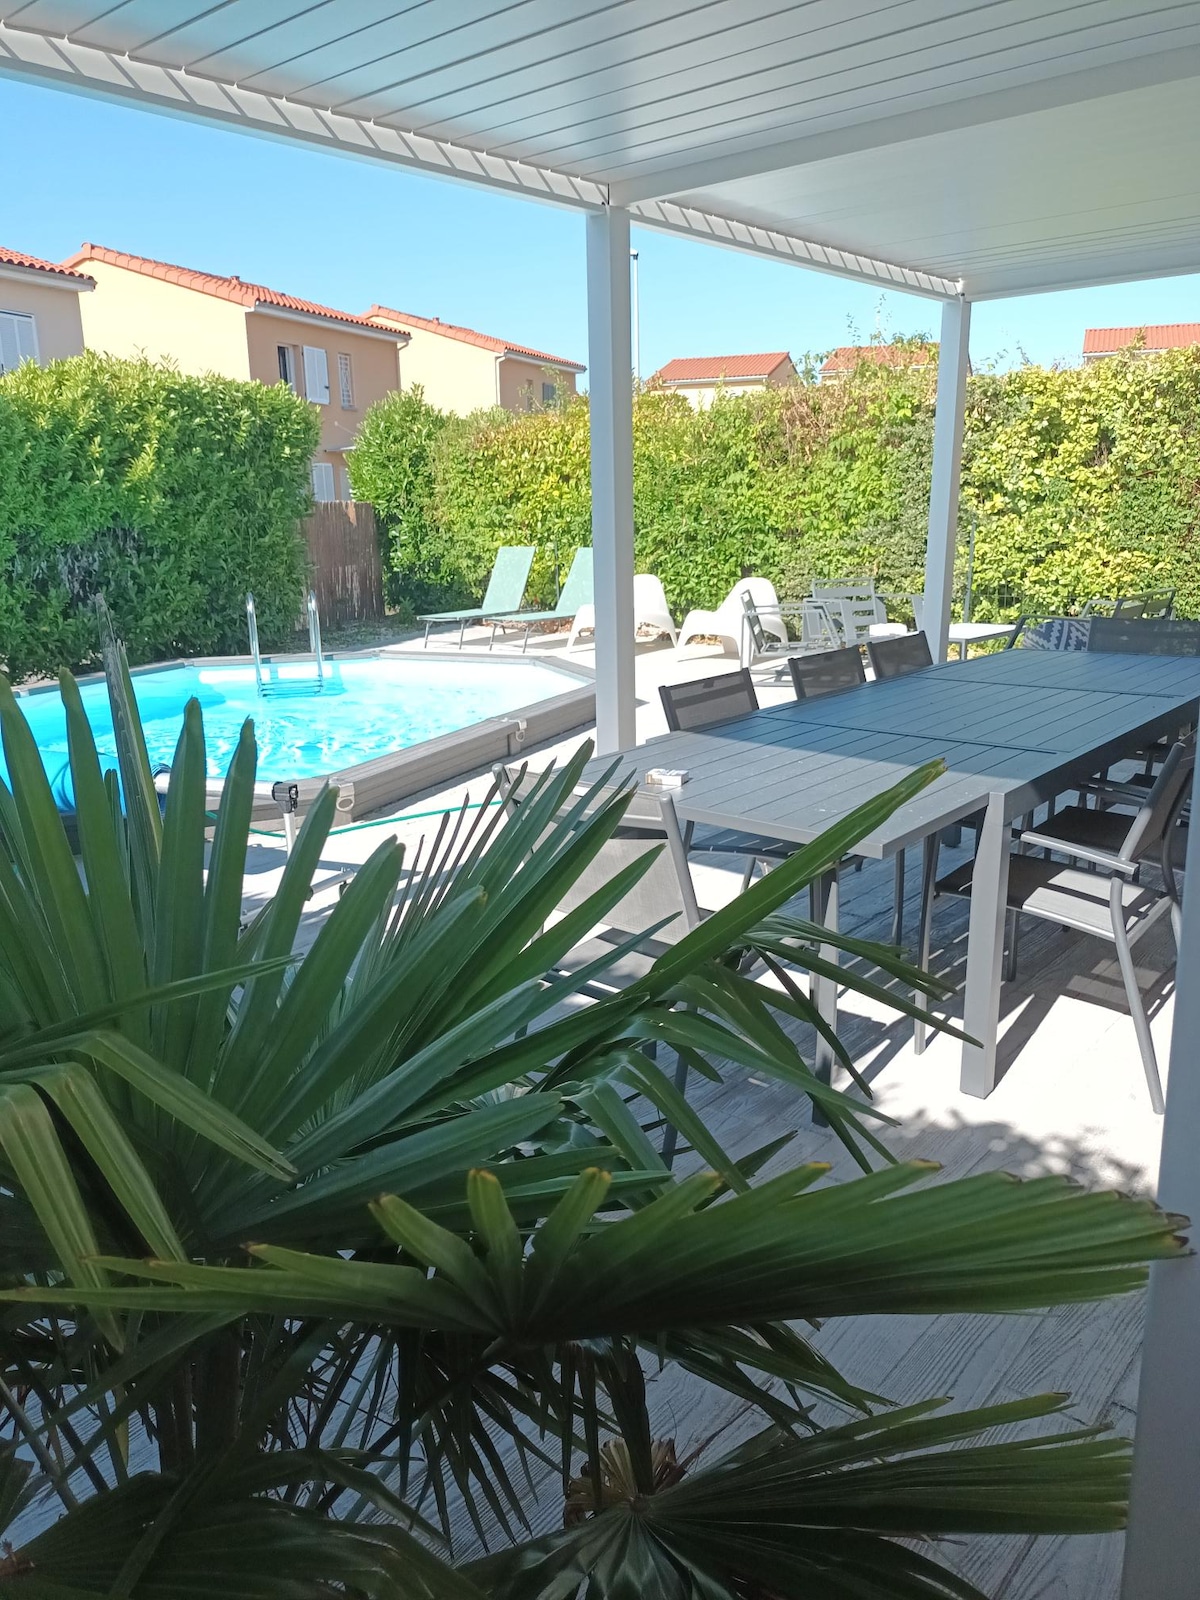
566, 573, 680, 651
677, 577, 787, 659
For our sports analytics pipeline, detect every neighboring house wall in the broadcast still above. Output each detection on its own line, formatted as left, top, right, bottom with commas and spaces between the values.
654, 354, 797, 409
368, 311, 583, 414
665, 378, 767, 409
389, 324, 501, 413
75, 259, 251, 378
498, 356, 576, 411
0, 273, 88, 365
244, 310, 400, 495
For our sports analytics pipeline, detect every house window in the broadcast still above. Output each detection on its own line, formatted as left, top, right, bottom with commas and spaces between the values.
311, 460, 336, 502
0, 311, 38, 373
277, 344, 297, 390
337, 465, 352, 501
337, 352, 354, 409
302, 345, 330, 405
541, 380, 557, 406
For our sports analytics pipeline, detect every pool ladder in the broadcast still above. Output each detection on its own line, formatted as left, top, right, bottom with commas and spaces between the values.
246, 591, 327, 697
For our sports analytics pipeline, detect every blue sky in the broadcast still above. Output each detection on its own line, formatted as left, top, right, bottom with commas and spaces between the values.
5, 74, 1199, 379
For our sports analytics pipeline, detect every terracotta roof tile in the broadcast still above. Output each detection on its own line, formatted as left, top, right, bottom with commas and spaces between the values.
0, 246, 93, 285
653, 352, 793, 383
367, 306, 585, 371
63, 244, 390, 332
820, 343, 934, 374
1083, 324, 1200, 354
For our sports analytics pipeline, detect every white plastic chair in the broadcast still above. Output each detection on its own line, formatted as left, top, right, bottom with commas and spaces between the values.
566, 573, 679, 651
677, 577, 787, 659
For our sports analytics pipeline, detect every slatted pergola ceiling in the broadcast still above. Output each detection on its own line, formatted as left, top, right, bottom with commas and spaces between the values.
3, 1, 1200, 301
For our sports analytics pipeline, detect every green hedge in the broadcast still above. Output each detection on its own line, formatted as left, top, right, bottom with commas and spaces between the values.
350, 347, 1200, 623
0, 353, 318, 681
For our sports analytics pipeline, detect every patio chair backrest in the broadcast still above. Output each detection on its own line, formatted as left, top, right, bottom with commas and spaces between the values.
788, 644, 866, 700
555, 547, 594, 615
866, 630, 933, 680
1088, 617, 1200, 656
1140, 590, 1176, 620
1015, 616, 1092, 651
660, 668, 758, 731
495, 766, 700, 944
813, 584, 886, 645
1121, 738, 1196, 868
1112, 594, 1148, 620
740, 591, 774, 659
480, 546, 537, 613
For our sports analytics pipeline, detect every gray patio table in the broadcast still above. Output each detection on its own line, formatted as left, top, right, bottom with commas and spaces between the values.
582, 649, 1200, 1099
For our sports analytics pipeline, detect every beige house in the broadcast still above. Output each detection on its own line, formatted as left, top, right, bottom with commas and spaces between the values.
819, 342, 937, 381
0, 247, 93, 371
651, 351, 797, 407
366, 306, 584, 414
64, 244, 408, 500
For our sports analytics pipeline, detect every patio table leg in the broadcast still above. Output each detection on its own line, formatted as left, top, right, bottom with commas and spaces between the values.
960, 790, 1011, 1096
913, 831, 941, 1055
810, 866, 840, 1127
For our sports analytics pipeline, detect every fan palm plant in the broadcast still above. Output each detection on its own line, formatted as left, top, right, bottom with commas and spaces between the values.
0, 646, 1185, 1598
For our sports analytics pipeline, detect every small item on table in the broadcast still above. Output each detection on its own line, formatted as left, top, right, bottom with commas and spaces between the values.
645, 767, 689, 789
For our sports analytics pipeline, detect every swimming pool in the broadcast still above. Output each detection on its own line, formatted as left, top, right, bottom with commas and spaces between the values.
11, 653, 595, 815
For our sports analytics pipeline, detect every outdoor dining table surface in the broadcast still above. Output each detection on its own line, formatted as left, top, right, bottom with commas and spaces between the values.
585, 648, 1200, 1100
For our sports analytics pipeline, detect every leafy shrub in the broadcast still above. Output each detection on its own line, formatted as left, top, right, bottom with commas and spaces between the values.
350, 347, 1200, 623
344, 383, 452, 610
0, 353, 317, 680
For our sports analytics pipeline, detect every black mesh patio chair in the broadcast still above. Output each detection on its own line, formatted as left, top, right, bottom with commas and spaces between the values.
866, 630, 933, 680
658, 668, 758, 730
935, 738, 1195, 1112
785, 645, 904, 944
1088, 617, 1200, 656
658, 670, 797, 891
788, 645, 866, 699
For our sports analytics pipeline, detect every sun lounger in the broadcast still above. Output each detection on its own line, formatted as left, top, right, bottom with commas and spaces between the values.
487, 547, 593, 651
420, 545, 535, 647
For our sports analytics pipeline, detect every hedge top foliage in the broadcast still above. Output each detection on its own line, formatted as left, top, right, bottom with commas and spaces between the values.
350, 347, 1200, 624
0, 353, 318, 682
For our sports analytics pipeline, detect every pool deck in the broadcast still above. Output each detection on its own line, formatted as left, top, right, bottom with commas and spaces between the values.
238, 626, 1172, 1598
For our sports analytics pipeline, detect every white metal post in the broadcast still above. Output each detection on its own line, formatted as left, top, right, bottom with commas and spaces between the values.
923, 297, 971, 664
586, 205, 636, 754
630, 248, 641, 384
1121, 803, 1200, 1598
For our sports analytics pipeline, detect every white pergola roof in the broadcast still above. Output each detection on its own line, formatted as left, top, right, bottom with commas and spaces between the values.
3, 2, 1200, 301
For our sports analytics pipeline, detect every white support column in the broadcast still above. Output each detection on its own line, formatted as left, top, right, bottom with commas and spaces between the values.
923, 297, 971, 664
586, 205, 636, 754
1121, 805, 1200, 1598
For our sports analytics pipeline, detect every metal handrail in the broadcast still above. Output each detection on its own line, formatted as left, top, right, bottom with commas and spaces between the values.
246, 593, 267, 696
306, 589, 326, 692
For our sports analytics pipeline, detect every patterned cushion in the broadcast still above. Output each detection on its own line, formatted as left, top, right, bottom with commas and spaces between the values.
1020, 617, 1092, 651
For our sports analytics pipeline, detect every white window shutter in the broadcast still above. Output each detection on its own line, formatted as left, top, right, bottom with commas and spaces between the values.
0, 312, 37, 373
311, 461, 336, 501
303, 345, 330, 404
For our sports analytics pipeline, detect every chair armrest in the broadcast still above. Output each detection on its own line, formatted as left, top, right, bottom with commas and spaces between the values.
1080, 778, 1149, 804
1017, 831, 1138, 874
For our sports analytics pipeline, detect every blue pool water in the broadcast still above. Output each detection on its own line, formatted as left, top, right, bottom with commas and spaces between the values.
10, 656, 575, 802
